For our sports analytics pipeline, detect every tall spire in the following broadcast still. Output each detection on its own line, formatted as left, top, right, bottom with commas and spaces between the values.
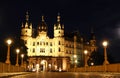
91, 27, 94, 33
57, 13, 60, 22
42, 15, 44, 22
90, 27, 95, 40
26, 11, 29, 22
21, 22, 24, 28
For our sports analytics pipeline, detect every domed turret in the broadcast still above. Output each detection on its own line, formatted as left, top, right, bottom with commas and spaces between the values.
37, 15, 48, 37
21, 11, 32, 37
38, 16, 48, 32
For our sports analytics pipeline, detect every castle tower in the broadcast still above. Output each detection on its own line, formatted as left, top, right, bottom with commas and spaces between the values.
54, 13, 65, 56
37, 15, 48, 37
54, 13, 64, 37
21, 11, 32, 44
89, 27, 97, 52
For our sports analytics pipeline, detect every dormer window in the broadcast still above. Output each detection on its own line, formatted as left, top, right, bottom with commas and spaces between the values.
59, 31, 60, 33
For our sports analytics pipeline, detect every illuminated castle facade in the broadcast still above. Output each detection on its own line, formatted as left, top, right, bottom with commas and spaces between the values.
21, 12, 97, 71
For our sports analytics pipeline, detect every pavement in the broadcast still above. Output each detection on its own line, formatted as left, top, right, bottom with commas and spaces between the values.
0, 72, 120, 78
0, 72, 31, 78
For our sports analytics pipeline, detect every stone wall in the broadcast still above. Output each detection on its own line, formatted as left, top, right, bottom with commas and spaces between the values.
69, 63, 120, 72
0, 62, 25, 72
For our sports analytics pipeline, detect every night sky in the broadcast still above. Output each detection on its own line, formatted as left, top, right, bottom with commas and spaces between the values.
0, 0, 120, 62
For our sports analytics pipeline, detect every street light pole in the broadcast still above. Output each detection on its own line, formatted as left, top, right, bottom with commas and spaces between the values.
73, 55, 77, 68
5, 39, 12, 64
84, 50, 88, 72
21, 54, 24, 67
84, 50, 88, 67
102, 41, 109, 72
73, 55, 77, 72
16, 49, 20, 66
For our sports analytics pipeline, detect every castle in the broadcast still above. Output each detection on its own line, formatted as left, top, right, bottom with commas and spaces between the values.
20, 12, 97, 72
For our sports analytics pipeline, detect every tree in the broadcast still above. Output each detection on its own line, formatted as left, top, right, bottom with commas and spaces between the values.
88, 50, 104, 66
10, 37, 28, 65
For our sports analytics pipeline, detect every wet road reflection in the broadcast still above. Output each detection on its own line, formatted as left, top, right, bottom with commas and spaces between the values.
11, 72, 120, 78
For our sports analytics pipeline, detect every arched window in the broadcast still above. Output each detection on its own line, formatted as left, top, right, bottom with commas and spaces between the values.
50, 48, 52, 53
33, 48, 35, 53
59, 47, 61, 52
58, 41, 60, 45
58, 31, 60, 33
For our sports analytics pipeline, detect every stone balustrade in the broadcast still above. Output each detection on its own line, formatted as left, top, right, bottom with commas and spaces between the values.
0, 62, 25, 72
69, 63, 120, 72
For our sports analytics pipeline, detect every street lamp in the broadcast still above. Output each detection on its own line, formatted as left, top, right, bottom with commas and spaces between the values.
84, 50, 88, 67
15, 49, 20, 66
102, 41, 109, 65
91, 62, 94, 66
73, 55, 77, 72
73, 55, 77, 58
5, 39, 12, 64
102, 40, 109, 72
73, 55, 77, 67
84, 50, 88, 72
21, 54, 24, 67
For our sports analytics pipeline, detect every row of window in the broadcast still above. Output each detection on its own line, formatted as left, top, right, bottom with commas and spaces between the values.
32, 48, 76, 55
25, 41, 81, 49
32, 41, 61, 46
66, 50, 73, 54
66, 44, 82, 48
33, 42, 52, 46
24, 40, 61, 46
32, 48, 61, 53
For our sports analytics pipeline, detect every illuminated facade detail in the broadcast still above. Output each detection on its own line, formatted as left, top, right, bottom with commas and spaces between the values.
21, 12, 97, 71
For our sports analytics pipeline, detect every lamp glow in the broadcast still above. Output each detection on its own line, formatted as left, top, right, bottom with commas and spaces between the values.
102, 41, 108, 47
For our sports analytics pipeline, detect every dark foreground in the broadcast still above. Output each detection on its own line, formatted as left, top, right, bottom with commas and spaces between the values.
5, 72, 120, 78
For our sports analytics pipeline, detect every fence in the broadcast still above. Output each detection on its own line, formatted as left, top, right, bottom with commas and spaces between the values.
0, 62, 25, 72
69, 63, 120, 72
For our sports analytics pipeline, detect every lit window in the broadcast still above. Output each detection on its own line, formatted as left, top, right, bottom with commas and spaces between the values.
37, 42, 39, 45
58, 41, 60, 45
66, 50, 68, 54
46, 42, 48, 45
43, 42, 45, 45
59, 47, 61, 52
40, 48, 45, 53
26, 30, 27, 32
40, 42, 42, 45
50, 42, 52, 46
50, 48, 52, 53
33, 48, 35, 53
24, 40, 27, 44
33, 42, 35, 46
66, 44, 68, 47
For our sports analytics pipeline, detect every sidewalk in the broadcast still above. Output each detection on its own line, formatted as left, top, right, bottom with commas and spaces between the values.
0, 72, 31, 77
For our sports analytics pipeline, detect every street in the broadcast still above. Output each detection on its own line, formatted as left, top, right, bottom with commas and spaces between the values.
7, 72, 120, 78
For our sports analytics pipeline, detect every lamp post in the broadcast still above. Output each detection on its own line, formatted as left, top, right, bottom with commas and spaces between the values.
84, 50, 88, 72
102, 41, 109, 65
5, 39, 12, 64
102, 41, 109, 72
73, 55, 77, 72
73, 55, 77, 67
21, 54, 24, 67
15, 49, 20, 66
84, 50, 88, 67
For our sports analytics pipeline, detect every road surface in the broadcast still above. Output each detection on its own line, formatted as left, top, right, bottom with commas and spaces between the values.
6, 72, 120, 78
